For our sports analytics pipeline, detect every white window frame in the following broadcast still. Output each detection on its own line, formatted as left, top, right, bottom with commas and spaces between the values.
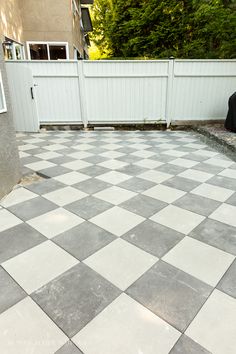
0, 70, 7, 114
26, 41, 69, 60
3, 37, 25, 61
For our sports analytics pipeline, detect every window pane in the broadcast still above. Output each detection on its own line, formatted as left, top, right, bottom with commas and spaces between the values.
15, 44, 23, 60
30, 44, 48, 60
49, 45, 67, 60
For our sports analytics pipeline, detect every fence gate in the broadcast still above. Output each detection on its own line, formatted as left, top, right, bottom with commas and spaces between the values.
6, 63, 39, 132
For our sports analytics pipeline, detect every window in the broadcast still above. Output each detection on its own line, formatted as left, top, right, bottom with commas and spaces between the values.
2, 37, 25, 60
0, 71, 7, 114
27, 42, 69, 60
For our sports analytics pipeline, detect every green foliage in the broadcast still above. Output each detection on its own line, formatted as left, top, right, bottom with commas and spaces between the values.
91, 0, 236, 59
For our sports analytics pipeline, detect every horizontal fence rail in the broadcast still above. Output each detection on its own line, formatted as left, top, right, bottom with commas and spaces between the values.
6, 59, 236, 132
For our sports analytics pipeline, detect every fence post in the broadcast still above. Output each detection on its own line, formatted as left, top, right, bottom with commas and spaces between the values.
165, 57, 175, 127
77, 60, 88, 128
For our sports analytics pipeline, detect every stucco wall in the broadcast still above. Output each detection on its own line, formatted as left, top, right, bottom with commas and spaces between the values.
0, 0, 23, 43
21, 0, 74, 58
0, 46, 21, 199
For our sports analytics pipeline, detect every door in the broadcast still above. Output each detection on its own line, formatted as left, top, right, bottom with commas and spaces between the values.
6, 63, 39, 132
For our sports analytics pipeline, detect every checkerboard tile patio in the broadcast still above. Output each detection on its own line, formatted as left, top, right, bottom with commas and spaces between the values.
1, 130, 236, 353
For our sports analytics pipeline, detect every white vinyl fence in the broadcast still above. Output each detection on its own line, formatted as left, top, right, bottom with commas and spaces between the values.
6, 59, 236, 132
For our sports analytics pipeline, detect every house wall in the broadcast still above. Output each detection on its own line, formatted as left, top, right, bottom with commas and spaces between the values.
71, 0, 87, 58
0, 46, 21, 199
20, 0, 84, 59
0, 0, 23, 43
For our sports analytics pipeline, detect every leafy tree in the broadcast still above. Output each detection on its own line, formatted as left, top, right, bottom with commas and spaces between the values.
91, 0, 236, 59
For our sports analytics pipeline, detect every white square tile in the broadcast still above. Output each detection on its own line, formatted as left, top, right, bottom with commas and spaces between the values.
186, 290, 236, 354
204, 158, 234, 168
73, 293, 180, 354
162, 150, 187, 157
25, 160, 56, 171
96, 171, 131, 185
84, 239, 157, 290
130, 143, 151, 150
101, 138, 121, 144
169, 158, 198, 168
0, 187, 37, 207
177, 138, 196, 143
95, 186, 136, 205
178, 169, 213, 182
158, 143, 179, 150
163, 237, 234, 286
143, 185, 186, 203
3, 241, 78, 294
98, 159, 128, 170
44, 144, 66, 151
210, 203, 236, 228
18, 144, 37, 151
185, 143, 207, 149
43, 187, 87, 206
69, 143, 93, 151
191, 183, 234, 202
27, 208, 84, 238
219, 168, 236, 180
138, 170, 173, 183
193, 150, 218, 158
62, 160, 92, 170
54, 171, 90, 185
150, 205, 205, 234
68, 151, 94, 159
134, 159, 163, 169
48, 138, 70, 144
35, 151, 62, 160
0, 297, 67, 354
101, 143, 122, 150
19, 151, 30, 158
23, 138, 44, 144
100, 151, 125, 159
131, 150, 155, 158
0, 209, 22, 232
90, 206, 144, 237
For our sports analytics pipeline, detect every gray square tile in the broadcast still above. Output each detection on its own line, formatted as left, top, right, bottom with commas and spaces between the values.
83, 155, 108, 164
0, 267, 26, 314
118, 177, 156, 193
122, 220, 184, 258
116, 154, 143, 164
78, 165, 109, 177
32, 263, 121, 337
48, 156, 76, 165
163, 176, 201, 192
56, 342, 83, 354
38, 166, 71, 178
207, 175, 236, 191
0, 223, 46, 264
193, 162, 224, 175
117, 164, 148, 176
8, 196, 58, 221
25, 179, 66, 195
225, 192, 236, 206
65, 196, 112, 219
173, 193, 220, 216
157, 164, 186, 175
120, 194, 167, 218
53, 222, 116, 261
127, 261, 212, 332
189, 218, 236, 256
170, 335, 211, 354
217, 260, 236, 299
73, 178, 112, 195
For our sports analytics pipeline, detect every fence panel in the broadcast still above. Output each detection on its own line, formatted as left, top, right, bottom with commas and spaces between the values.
83, 61, 169, 123
171, 60, 236, 121
5, 59, 236, 130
